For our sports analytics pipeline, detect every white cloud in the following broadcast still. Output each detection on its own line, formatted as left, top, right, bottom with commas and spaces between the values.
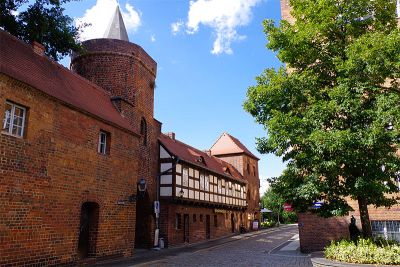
171, 20, 184, 35
172, 0, 261, 55
76, 0, 141, 41
150, 34, 156, 42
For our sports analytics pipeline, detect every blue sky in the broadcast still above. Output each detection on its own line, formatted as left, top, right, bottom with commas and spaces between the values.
62, 0, 285, 195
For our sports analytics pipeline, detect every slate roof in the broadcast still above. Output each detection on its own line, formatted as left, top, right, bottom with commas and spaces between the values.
210, 132, 260, 160
0, 30, 136, 134
159, 134, 246, 184
104, 6, 129, 41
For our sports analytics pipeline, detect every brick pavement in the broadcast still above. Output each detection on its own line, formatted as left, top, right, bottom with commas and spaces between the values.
100, 225, 312, 267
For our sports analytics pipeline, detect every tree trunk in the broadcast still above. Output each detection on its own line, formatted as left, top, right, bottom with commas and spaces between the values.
357, 197, 372, 238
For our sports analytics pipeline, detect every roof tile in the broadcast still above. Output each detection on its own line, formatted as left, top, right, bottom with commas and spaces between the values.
0, 30, 136, 134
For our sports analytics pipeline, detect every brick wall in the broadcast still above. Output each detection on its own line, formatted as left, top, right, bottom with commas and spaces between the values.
71, 38, 161, 249
159, 203, 245, 247
280, 0, 295, 24
298, 198, 400, 252
298, 213, 349, 253
0, 74, 144, 265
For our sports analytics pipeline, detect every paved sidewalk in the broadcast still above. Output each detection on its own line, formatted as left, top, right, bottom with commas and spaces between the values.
95, 225, 296, 267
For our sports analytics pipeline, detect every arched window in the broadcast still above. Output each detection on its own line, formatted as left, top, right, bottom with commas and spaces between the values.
140, 118, 147, 146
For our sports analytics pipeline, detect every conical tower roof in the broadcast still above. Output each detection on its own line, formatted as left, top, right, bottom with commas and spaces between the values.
104, 6, 129, 41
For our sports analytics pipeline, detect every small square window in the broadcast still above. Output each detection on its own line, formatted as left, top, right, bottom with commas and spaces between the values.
2, 101, 26, 138
98, 130, 110, 155
193, 214, 197, 223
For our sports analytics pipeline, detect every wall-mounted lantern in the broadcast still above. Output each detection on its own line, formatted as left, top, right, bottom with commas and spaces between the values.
137, 178, 147, 199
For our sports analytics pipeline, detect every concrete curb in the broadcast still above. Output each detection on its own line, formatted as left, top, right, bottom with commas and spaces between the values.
310, 252, 398, 267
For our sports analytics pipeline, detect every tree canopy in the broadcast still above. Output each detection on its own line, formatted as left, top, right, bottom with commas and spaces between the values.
1, 0, 82, 61
244, 0, 400, 237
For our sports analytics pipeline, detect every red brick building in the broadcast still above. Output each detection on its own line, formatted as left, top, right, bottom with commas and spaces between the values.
0, 7, 160, 265
280, 0, 400, 252
0, 6, 261, 266
157, 132, 260, 247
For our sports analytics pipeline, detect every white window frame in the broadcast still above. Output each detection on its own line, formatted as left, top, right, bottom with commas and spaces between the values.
2, 101, 26, 138
98, 131, 107, 154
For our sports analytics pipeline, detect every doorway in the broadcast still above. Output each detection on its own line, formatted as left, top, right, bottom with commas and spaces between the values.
77, 202, 99, 259
183, 214, 189, 242
205, 215, 210, 239
135, 192, 151, 248
231, 213, 235, 233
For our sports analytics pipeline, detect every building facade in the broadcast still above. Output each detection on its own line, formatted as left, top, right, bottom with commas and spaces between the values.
0, 7, 160, 266
157, 133, 260, 247
280, 0, 400, 252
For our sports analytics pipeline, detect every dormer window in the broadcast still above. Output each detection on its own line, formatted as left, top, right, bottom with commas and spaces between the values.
223, 166, 231, 175
196, 156, 206, 165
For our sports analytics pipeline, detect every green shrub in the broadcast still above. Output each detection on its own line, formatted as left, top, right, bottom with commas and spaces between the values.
324, 238, 400, 265
260, 220, 276, 228
281, 211, 297, 224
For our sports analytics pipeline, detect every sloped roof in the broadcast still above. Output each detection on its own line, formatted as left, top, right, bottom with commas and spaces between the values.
159, 134, 246, 184
104, 6, 129, 41
0, 30, 136, 134
210, 132, 260, 160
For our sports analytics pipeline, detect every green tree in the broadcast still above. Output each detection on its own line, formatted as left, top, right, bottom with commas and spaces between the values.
1, 0, 83, 61
261, 187, 284, 223
244, 0, 400, 238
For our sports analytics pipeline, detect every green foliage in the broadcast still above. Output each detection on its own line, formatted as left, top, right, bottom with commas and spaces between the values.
260, 220, 276, 228
281, 211, 297, 223
244, 0, 400, 235
261, 187, 284, 212
1, 0, 83, 61
325, 238, 400, 265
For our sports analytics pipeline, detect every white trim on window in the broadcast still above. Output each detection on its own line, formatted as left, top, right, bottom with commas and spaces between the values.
98, 131, 107, 154
2, 101, 26, 137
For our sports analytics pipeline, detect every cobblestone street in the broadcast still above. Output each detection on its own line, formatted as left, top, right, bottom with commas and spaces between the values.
108, 225, 312, 267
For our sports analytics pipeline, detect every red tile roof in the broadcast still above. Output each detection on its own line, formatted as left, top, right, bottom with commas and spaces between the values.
0, 30, 137, 134
159, 134, 246, 184
210, 132, 259, 160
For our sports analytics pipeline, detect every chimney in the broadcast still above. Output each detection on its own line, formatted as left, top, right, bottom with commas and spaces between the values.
32, 41, 45, 56
165, 132, 175, 140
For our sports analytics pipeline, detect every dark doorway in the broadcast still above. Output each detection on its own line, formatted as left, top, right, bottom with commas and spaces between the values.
78, 202, 99, 259
231, 213, 235, 233
205, 215, 210, 239
135, 192, 152, 248
183, 214, 189, 242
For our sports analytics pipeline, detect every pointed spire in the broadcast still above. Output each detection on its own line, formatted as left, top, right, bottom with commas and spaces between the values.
104, 6, 129, 41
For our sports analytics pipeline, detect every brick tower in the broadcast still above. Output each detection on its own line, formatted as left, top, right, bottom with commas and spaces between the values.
71, 6, 161, 248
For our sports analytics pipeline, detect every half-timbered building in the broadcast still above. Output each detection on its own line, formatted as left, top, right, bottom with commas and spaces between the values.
157, 133, 260, 246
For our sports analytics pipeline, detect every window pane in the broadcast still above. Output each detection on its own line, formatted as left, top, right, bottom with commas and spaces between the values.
3, 103, 12, 131
14, 107, 24, 118
12, 125, 19, 135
